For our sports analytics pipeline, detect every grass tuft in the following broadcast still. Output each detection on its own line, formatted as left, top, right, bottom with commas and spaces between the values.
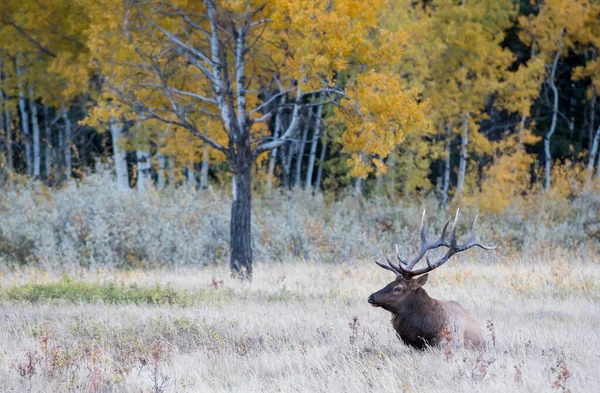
4, 275, 192, 306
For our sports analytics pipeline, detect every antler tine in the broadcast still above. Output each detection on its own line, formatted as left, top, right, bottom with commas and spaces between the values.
395, 244, 409, 266
385, 253, 401, 273
420, 209, 427, 244
375, 251, 416, 278
457, 214, 497, 251
405, 211, 496, 276
440, 216, 452, 241
395, 210, 454, 273
375, 259, 399, 275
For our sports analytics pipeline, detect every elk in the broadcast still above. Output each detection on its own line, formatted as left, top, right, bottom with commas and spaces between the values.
368, 210, 495, 350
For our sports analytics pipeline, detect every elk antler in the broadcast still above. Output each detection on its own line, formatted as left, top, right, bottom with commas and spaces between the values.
376, 209, 496, 278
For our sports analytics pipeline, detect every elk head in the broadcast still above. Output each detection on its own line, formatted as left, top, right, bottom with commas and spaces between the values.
368, 209, 496, 312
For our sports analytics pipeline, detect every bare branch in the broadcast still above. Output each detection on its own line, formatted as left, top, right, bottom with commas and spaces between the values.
140, 84, 217, 104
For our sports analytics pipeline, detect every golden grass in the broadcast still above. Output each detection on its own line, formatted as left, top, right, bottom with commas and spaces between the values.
0, 251, 598, 392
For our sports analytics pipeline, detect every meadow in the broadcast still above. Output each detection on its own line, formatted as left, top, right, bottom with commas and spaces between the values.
0, 173, 599, 392
0, 254, 598, 393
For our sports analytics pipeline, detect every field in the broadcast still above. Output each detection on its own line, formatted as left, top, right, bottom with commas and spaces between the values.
1, 250, 598, 393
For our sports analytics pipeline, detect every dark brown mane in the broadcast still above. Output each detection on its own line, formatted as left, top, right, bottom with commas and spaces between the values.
390, 288, 445, 349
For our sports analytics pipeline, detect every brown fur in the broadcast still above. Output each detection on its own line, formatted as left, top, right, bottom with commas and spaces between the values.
369, 274, 483, 350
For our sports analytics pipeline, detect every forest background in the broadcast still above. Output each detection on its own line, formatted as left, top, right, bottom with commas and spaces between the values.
0, 0, 599, 275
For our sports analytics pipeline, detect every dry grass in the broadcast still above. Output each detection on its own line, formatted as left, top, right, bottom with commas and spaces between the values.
0, 250, 598, 392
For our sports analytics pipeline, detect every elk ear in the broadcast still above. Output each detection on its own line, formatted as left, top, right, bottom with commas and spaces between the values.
414, 274, 429, 288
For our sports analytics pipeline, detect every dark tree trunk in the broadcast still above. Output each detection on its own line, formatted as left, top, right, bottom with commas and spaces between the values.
280, 141, 293, 190
230, 145, 253, 280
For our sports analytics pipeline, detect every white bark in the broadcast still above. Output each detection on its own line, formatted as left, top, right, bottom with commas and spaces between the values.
267, 96, 285, 192
207, 1, 234, 136
186, 163, 196, 189
61, 105, 72, 180
354, 177, 362, 197
235, 25, 247, 136
110, 118, 129, 190
255, 85, 304, 154
136, 149, 151, 193
305, 99, 324, 189
16, 60, 32, 176
44, 105, 52, 179
157, 152, 166, 189
29, 89, 41, 178
457, 113, 470, 194
315, 140, 327, 192
0, 89, 11, 172
442, 125, 451, 207
545, 49, 561, 192
168, 156, 175, 185
587, 124, 600, 186
200, 145, 209, 189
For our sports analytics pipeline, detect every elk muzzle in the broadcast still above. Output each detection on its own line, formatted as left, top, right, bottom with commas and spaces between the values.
367, 294, 379, 307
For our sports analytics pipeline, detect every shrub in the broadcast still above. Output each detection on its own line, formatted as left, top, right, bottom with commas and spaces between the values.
0, 168, 598, 268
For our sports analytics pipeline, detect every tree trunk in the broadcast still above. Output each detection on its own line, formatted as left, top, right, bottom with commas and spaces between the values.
0, 99, 3, 167
168, 156, 175, 185
294, 114, 310, 189
16, 61, 32, 176
0, 89, 11, 172
517, 113, 526, 153
267, 97, 284, 192
186, 163, 196, 189
588, 87, 597, 152
315, 139, 327, 192
282, 141, 294, 190
200, 145, 209, 189
457, 113, 469, 194
29, 90, 41, 178
136, 149, 151, 193
442, 124, 452, 208
442, 125, 452, 208
588, 124, 600, 186
305, 99, 324, 189
157, 153, 166, 189
376, 157, 384, 193
230, 147, 253, 280
44, 105, 52, 179
109, 118, 129, 189
545, 49, 561, 191
387, 153, 396, 191
354, 177, 362, 197
58, 118, 64, 174
61, 105, 72, 180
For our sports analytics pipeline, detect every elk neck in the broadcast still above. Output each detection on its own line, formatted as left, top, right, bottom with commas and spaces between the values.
390, 287, 446, 349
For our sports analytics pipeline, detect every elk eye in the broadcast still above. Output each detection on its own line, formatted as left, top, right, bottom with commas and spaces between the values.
393, 287, 401, 293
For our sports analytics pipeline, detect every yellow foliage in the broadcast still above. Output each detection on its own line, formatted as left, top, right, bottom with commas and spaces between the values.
336, 71, 428, 177
467, 128, 540, 214
548, 160, 586, 200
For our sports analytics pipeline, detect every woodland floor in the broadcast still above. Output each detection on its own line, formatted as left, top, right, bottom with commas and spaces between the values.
0, 250, 599, 392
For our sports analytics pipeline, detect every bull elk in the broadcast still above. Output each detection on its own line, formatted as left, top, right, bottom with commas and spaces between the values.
368, 210, 495, 350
